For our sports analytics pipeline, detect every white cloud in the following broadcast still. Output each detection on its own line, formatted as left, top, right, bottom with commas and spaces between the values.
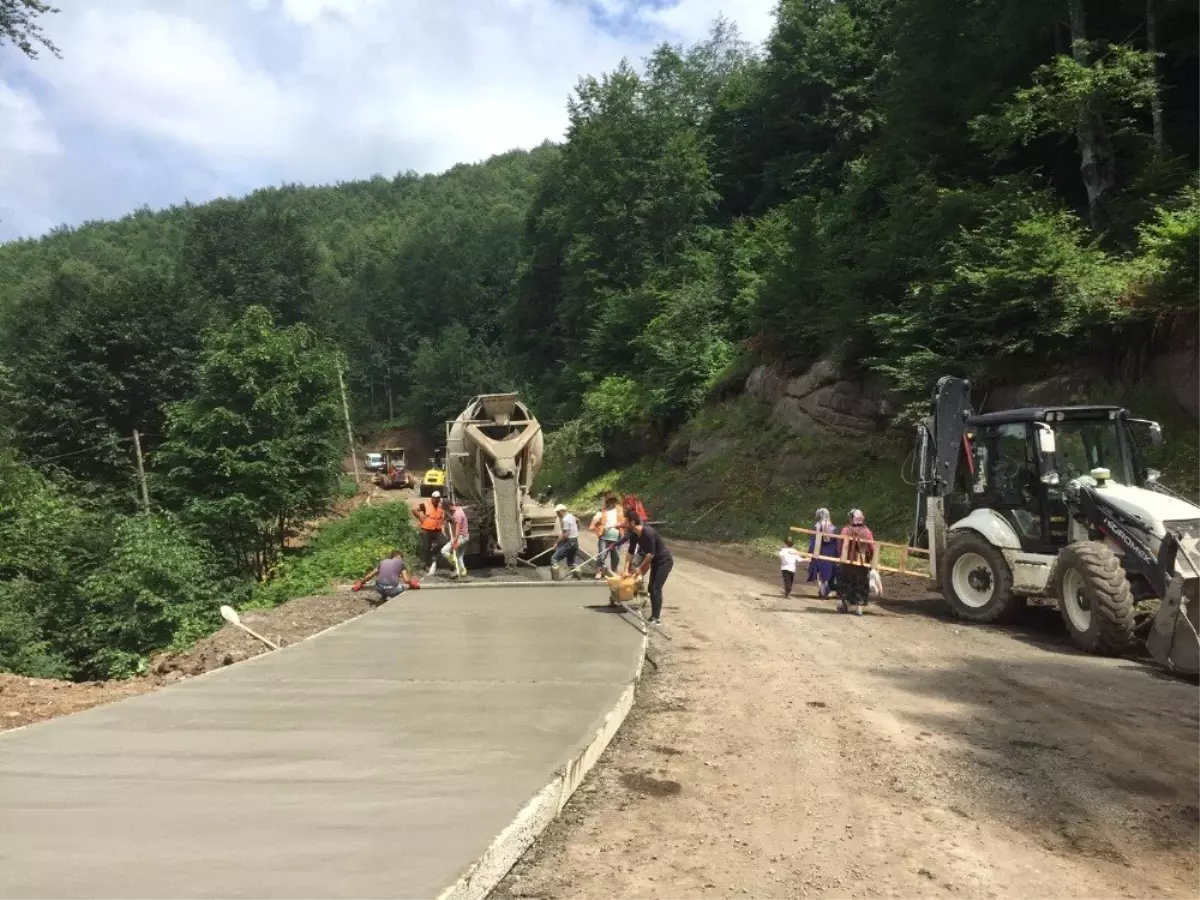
0, 0, 775, 241
0, 81, 63, 236
636, 0, 776, 45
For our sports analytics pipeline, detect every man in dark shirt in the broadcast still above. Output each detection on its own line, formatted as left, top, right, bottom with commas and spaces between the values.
623, 511, 674, 626
353, 550, 410, 604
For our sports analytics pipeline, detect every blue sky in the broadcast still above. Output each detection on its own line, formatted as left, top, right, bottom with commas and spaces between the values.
0, 0, 775, 243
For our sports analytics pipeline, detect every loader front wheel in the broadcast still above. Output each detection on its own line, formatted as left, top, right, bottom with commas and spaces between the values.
1056, 541, 1133, 655
941, 532, 1022, 624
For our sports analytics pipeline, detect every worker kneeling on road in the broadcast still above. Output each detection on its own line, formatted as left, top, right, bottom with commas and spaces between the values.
413, 492, 447, 576
552, 503, 579, 571
353, 550, 411, 604
624, 511, 673, 626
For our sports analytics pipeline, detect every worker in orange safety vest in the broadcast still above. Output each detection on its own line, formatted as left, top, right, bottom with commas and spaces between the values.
590, 494, 626, 579
413, 492, 447, 576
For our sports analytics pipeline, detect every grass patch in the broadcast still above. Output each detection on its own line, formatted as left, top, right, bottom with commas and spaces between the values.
247, 504, 420, 610
567, 397, 916, 552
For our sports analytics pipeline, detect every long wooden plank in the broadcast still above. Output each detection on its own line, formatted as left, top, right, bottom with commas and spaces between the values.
788, 525, 932, 578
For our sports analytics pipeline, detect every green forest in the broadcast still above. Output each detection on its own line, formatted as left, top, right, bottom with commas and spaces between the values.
1, 0, 1196, 680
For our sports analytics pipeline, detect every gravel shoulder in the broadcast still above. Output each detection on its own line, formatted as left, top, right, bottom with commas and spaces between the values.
492, 538, 1200, 900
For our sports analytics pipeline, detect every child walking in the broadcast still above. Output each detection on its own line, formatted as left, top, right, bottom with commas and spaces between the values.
779, 535, 804, 599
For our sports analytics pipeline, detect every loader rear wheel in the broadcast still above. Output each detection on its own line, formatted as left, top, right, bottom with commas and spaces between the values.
940, 532, 1023, 624
1056, 541, 1134, 655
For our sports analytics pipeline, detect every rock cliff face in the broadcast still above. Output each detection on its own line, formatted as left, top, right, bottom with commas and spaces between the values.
744, 359, 889, 438
1153, 348, 1200, 419
744, 349, 1199, 438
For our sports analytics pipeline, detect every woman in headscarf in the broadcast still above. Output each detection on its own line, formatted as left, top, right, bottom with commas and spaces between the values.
805, 507, 838, 598
837, 508, 877, 616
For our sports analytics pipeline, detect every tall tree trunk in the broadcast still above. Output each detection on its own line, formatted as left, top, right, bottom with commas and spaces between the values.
1068, 0, 1116, 233
1147, 0, 1164, 158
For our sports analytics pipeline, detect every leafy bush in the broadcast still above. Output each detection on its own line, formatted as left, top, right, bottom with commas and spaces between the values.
0, 578, 71, 679
77, 516, 228, 678
337, 475, 359, 500
869, 184, 1131, 406
248, 503, 419, 609
1134, 184, 1200, 311
158, 305, 346, 580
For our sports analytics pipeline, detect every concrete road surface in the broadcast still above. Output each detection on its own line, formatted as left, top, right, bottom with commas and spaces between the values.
0, 586, 644, 899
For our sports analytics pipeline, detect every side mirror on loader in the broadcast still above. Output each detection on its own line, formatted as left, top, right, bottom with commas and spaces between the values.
1149, 422, 1164, 450
1035, 423, 1056, 455
1034, 424, 1060, 485
1129, 418, 1165, 450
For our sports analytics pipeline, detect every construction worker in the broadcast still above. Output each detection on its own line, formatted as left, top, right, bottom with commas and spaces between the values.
440, 500, 469, 578
552, 503, 580, 571
623, 511, 673, 626
590, 494, 625, 579
413, 492, 447, 576
352, 550, 410, 603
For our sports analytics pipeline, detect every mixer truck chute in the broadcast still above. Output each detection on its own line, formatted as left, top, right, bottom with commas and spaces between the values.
445, 393, 559, 568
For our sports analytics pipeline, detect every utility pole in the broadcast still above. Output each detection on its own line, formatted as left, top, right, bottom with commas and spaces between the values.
132, 429, 151, 513
336, 360, 361, 483
386, 335, 395, 421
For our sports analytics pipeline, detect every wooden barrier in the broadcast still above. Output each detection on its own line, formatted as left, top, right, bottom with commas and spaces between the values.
788, 525, 932, 578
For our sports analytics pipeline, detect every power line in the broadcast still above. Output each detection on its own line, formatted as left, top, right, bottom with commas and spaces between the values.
22, 433, 162, 467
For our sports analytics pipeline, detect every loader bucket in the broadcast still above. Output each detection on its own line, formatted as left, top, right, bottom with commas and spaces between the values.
1146, 575, 1200, 675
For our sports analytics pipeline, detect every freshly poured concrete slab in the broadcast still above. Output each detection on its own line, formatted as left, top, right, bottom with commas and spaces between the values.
0, 587, 644, 900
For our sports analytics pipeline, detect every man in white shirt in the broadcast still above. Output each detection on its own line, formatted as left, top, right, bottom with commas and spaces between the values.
552, 503, 580, 570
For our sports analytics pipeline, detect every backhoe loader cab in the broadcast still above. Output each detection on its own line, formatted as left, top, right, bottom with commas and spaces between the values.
915, 376, 1200, 673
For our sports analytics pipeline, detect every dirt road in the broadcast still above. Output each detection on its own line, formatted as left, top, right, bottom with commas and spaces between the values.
492, 539, 1199, 900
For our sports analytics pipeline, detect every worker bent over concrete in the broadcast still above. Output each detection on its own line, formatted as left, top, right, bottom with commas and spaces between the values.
624, 511, 673, 626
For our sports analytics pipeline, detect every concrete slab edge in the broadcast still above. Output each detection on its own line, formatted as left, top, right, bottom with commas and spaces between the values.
436, 631, 649, 900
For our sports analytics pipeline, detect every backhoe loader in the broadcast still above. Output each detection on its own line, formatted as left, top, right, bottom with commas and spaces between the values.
913, 376, 1200, 674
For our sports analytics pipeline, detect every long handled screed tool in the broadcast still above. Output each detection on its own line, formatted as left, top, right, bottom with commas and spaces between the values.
569, 527, 645, 579
603, 572, 673, 641
569, 543, 619, 579
220, 605, 280, 651
516, 543, 557, 569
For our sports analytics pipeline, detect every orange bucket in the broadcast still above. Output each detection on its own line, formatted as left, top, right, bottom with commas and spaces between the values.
605, 574, 640, 606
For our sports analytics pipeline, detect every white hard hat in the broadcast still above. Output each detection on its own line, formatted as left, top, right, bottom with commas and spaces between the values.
432, 491, 441, 499
555, 503, 567, 512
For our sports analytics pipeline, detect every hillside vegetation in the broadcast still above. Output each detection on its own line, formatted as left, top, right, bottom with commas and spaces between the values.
1, 0, 1197, 678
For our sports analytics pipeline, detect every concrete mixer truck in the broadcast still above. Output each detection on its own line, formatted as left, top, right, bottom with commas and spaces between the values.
444, 393, 560, 568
